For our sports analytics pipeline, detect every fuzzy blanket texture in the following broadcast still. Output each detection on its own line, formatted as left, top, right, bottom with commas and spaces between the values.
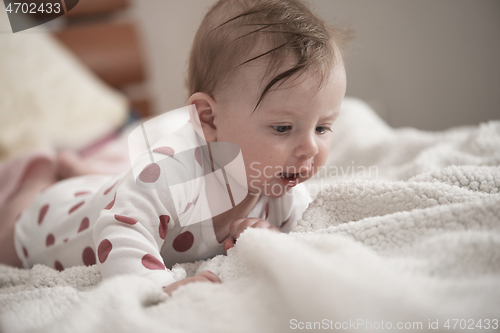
1, 99, 499, 332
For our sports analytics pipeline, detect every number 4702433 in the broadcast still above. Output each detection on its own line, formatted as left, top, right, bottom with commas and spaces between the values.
5, 2, 62, 14
443, 319, 498, 330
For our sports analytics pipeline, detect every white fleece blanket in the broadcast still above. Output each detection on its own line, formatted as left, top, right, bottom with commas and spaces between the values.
1, 98, 499, 333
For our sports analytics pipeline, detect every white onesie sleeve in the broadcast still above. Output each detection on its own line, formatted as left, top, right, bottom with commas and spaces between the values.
93, 148, 197, 288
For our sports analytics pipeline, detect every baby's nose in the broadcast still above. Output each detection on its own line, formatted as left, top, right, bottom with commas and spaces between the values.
295, 134, 319, 158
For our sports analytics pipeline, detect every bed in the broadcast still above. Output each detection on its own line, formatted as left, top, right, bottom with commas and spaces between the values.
1, 5, 500, 333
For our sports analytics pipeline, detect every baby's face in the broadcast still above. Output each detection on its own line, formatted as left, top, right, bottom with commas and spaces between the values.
213, 61, 346, 198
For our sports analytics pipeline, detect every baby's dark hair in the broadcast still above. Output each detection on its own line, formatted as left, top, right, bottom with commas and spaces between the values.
186, 0, 351, 110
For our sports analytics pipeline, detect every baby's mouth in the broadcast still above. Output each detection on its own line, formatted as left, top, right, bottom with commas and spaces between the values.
279, 172, 300, 187
280, 172, 299, 180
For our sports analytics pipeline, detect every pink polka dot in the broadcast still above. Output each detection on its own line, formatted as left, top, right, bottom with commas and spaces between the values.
69, 201, 85, 214
141, 254, 165, 270
104, 181, 118, 195
46, 233, 55, 247
75, 191, 90, 197
114, 214, 138, 225
153, 146, 175, 157
139, 163, 161, 183
64, 238, 69, 243
173, 231, 194, 252
97, 239, 112, 263
82, 247, 96, 266
38, 204, 49, 225
265, 203, 269, 219
194, 147, 202, 167
78, 217, 90, 232
23, 246, 28, 258
159, 215, 170, 240
54, 261, 64, 271
104, 193, 116, 210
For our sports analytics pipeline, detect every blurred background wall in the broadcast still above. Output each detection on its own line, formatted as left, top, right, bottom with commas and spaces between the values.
128, 0, 500, 131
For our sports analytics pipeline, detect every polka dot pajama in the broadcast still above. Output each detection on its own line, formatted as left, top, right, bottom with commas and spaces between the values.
14, 174, 124, 271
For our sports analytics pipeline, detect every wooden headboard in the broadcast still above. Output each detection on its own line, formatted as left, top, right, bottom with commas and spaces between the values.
40, 0, 152, 118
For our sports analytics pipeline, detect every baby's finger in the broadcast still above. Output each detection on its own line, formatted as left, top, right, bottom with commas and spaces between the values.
197, 270, 222, 283
251, 220, 280, 232
228, 218, 246, 239
223, 237, 234, 251
234, 218, 260, 239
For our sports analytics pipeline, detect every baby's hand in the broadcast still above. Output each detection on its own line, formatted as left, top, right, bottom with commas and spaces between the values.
163, 270, 221, 296
223, 218, 280, 251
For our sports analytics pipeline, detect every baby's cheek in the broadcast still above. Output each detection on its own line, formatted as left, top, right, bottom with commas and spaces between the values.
245, 163, 267, 185
312, 151, 330, 176
318, 141, 332, 163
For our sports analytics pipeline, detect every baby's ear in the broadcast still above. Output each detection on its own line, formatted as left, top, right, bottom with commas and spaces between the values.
187, 93, 217, 142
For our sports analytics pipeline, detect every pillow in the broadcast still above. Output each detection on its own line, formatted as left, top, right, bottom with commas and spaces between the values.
0, 10, 128, 163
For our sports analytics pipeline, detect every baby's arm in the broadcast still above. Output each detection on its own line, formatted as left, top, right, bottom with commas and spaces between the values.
94, 170, 179, 287
94, 158, 220, 293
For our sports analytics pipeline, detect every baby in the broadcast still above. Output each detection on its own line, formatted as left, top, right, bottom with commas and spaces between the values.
0, 0, 348, 295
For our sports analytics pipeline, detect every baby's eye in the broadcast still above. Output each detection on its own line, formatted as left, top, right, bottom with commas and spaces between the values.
316, 126, 332, 134
273, 125, 292, 133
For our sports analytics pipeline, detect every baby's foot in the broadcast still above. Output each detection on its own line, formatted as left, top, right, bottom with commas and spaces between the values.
20, 157, 57, 189
56, 151, 97, 179
0, 157, 57, 269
